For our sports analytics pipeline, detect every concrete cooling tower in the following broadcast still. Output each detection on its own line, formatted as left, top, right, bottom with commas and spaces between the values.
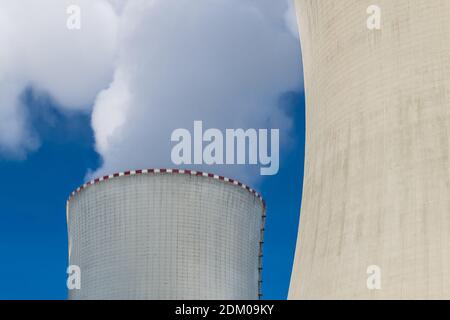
290, 0, 450, 299
66, 169, 266, 300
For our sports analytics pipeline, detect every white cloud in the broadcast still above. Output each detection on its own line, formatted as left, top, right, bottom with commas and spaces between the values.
0, 82, 37, 157
0, 0, 118, 156
285, 0, 300, 39
91, 0, 302, 185
0, 0, 302, 185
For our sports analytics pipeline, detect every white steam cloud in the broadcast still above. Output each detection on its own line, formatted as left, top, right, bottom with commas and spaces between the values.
0, 0, 301, 185
0, 0, 118, 156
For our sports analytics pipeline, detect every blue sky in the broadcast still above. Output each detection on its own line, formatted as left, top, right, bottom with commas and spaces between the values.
0, 89, 305, 300
260, 91, 305, 299
0, 90, 99, 299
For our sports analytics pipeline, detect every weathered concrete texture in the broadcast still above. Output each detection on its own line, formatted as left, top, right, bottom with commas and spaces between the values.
290, 0, 450, 299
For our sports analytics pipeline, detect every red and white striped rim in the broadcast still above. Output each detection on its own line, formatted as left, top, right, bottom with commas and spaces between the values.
67, 168, 266, 208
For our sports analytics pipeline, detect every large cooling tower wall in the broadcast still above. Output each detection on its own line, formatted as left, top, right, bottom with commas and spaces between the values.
67, 169, 265, 300
290, 0, 450, 299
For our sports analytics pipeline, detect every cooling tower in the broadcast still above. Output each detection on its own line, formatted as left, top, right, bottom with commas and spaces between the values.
290, 0, 450, 299
66, 169, 265, 300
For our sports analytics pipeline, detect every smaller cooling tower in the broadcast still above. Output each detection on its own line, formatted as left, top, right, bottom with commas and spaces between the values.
66, 169, 266, 300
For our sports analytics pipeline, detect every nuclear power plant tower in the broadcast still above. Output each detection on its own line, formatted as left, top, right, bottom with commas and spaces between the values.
290, 0, 450, 299
67, 169, 265, 300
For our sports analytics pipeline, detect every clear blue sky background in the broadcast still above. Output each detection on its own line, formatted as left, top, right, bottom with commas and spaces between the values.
0, 88, 305, 300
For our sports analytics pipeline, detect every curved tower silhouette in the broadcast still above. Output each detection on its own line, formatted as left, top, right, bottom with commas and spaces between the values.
67, 169, 265, 300
290, 0, 450, 299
